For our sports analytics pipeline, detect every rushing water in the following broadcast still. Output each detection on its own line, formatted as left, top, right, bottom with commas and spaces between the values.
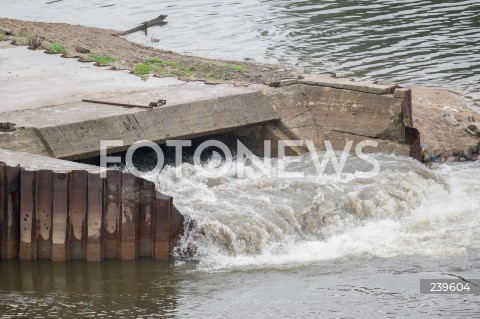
1, 156, 480, 317
152, 155, 480, 271
1, 1, 480, 317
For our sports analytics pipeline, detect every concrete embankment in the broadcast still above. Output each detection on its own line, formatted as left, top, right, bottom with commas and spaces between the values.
0, 40, 419, 262
0, 43, 417, 160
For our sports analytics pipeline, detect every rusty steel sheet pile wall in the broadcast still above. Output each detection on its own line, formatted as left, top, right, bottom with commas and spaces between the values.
0, 162, 181, 261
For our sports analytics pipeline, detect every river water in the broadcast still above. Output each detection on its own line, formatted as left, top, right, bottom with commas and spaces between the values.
1, 1, 480, 318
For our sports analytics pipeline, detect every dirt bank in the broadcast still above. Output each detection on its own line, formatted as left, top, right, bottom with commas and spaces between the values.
412, 87, 480, 162
0, 18, 301, 85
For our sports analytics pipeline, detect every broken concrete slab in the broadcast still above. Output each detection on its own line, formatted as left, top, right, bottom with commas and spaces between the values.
0, 45, 416, 161
37, 91, 280, 160
0, 82, 256, 128
0, 148, 102, 172
299, 74, 397, 95
262, 83, 413, 156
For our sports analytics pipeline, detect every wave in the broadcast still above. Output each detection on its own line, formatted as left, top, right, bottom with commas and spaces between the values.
145, 154, 480, 271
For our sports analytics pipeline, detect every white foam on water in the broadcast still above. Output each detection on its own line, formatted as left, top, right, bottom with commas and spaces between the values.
145, 154, 480, 271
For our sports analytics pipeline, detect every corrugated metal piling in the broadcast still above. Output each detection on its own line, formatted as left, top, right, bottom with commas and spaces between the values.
0, 161, 182, 261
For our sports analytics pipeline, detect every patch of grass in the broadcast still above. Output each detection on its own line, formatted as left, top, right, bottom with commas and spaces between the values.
86, 54, 117, 65
145, 58, 203, 77
146, 58, 180, 68
47, 42, 67, 54
206, 72, 228, 81
0, 33, 5, 41
224, 63, 247, 72
134, 63, 152, 75
150, 66, 182, 77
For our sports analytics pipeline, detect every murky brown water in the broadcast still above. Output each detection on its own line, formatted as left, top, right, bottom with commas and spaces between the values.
1, 156, 480, 318
2, 255, 480, 318
1, 2, 480, 318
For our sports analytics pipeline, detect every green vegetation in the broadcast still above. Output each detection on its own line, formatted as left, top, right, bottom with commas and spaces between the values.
47, 42, 67, 54
206, 72, 228, 81
224, 63, 247, 72
135, 57, 246, 81
142, 57, 200, 78
0, 33, 5, 41
133, 63, 152, 75
86, 54, 117, 65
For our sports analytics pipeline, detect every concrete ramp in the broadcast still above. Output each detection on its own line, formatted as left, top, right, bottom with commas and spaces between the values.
37, 91, 279, 160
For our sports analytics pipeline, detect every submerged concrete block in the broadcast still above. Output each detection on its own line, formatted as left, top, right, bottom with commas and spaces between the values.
264, 82, 411, 154
298, 74, 397, 94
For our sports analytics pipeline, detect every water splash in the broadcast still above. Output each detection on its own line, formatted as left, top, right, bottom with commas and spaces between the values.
146, 154, 480, 271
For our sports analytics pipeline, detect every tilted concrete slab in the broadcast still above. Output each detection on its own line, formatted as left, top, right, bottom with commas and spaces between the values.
298, 74, 397, 95
0, 148, 102, 172
0, 43, 257, 128
37, 91, 279, 160
0, 45, 279, 159
0, 45, 416, 161
262, 80, 415, 156
0, 82, 257, 128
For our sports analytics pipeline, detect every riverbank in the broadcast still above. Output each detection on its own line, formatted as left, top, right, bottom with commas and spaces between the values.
0, 18, 479, 162
411, 87, 480, 162
0, 18, 301, 86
